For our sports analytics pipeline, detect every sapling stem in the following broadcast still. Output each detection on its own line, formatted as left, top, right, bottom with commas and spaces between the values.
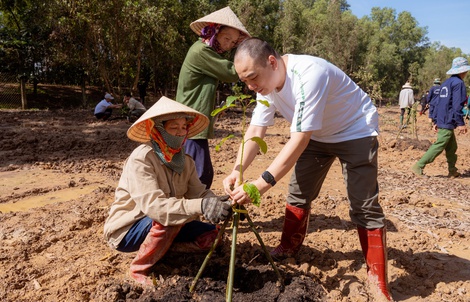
190, 91, 282, 299
242, 206, 285, 290
189, 218, 230, 293
238, 104, 247, 184
226, 211, 240, 301
396, 101, 419, 140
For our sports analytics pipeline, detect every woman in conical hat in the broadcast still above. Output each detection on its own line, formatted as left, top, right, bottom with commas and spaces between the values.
103, 96, 232, 285
189, 6, 250, 52
175, 6, 251, 189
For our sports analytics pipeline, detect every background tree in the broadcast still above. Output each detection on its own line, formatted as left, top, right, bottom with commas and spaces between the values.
273, 0, 307, 53
229, 0, 280, 45
0, 0, 55, 93
416, 43, 464, 93
301, 0, 360, 72
1, 0, 469, 108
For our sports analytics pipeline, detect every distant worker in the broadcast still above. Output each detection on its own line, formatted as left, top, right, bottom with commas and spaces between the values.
411, 57, 469, 177
123, 92, 147, 123
94, 93, 121, 121
418, 91, 429, 116
137, 78, 148, 105
398, 82, 414, 128
426, 78, 441, 119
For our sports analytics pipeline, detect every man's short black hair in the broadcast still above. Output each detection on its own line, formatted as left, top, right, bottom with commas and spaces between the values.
235, 38, 280, 67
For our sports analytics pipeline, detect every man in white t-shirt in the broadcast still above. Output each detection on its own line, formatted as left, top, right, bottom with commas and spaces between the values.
222, 38, 391, 301
94, 93, 121, 120
398, 82, 414, 128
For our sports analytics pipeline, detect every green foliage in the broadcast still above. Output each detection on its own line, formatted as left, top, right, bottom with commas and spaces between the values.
1, 0, 468, 101
211, 94, 269, 157
243, 183, 261, 207
356, 7, 430, 98
214, 134, 235, 152
415, 43, 463, 93
248, 136, 267, 154
0, 0, 55, 77
352, 66, 384, 104
211, 89, 269, 206
229, 0, 280, 45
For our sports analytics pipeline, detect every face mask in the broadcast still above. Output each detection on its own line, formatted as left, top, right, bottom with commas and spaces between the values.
156, 124, 186, 149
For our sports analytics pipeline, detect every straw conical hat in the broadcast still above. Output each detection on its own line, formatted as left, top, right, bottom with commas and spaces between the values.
190, 6, 250, 37
127, 96, 209, 143
402, 82, 412, 89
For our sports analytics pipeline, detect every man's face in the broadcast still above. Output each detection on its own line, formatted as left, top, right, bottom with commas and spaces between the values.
235, 54, 277, 96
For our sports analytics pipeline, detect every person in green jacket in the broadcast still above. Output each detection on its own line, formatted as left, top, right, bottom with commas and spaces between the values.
176, 6, 250, 188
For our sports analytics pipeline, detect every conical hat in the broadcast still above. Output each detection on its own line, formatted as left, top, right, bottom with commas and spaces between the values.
402, 82, 412, 89
127, 96, 209, 143
190, 6, 250, 37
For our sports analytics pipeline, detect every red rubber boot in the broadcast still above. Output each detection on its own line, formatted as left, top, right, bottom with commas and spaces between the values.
357, 227, 393, 301
270, 203, 310, 259
129, 221, 182, 285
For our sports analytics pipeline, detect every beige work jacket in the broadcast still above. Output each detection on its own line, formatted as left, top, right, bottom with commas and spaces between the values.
103, 143, 215, 249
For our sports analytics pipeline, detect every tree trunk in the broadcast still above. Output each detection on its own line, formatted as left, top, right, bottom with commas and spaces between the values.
81, 74, 87, 108
20, 77, 27, 109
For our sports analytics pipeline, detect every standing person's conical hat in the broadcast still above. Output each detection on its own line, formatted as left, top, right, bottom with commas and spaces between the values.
127, 96, 209, 143
190, 6, 251, 37
402, 82, 412, 89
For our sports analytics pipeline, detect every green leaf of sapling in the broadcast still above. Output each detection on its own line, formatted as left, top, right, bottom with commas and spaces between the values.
248, 137, 267, 154
211, 107, 225, 116
226, 96, 238, 106
257, 99, 270, 107
243, 183, 261, 207
215, 134, 235, 152
211, 104, 235, 117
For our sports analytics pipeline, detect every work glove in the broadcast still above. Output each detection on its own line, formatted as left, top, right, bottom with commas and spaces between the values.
201, 195, 232, 224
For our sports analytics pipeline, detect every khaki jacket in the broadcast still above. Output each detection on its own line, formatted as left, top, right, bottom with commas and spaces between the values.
103, 143, 215, 249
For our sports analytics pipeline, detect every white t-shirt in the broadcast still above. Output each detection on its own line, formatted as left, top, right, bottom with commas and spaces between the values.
251, 54, 379, 143
94, 99, 113, 114
399, 88, 414, 109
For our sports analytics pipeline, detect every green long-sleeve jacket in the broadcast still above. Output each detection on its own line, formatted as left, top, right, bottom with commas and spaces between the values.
176, 39, 239, 139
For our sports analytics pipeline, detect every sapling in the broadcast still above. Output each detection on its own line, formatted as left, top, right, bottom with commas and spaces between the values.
396, 100, 420, 140
189, 90, 284, 301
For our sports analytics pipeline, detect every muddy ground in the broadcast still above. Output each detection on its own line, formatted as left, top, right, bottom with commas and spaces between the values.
0, 106, 469, 302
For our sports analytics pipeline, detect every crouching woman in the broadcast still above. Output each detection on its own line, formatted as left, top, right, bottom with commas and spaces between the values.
104, 96, 231, 285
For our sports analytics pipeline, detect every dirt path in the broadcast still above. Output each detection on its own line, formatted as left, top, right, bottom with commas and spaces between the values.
0, 108, 469, 301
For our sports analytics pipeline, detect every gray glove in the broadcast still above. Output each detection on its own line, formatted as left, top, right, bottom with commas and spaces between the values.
201, 195, 232, 224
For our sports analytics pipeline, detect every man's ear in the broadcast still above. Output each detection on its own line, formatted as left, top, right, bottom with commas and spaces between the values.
268, 55, 278, 70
